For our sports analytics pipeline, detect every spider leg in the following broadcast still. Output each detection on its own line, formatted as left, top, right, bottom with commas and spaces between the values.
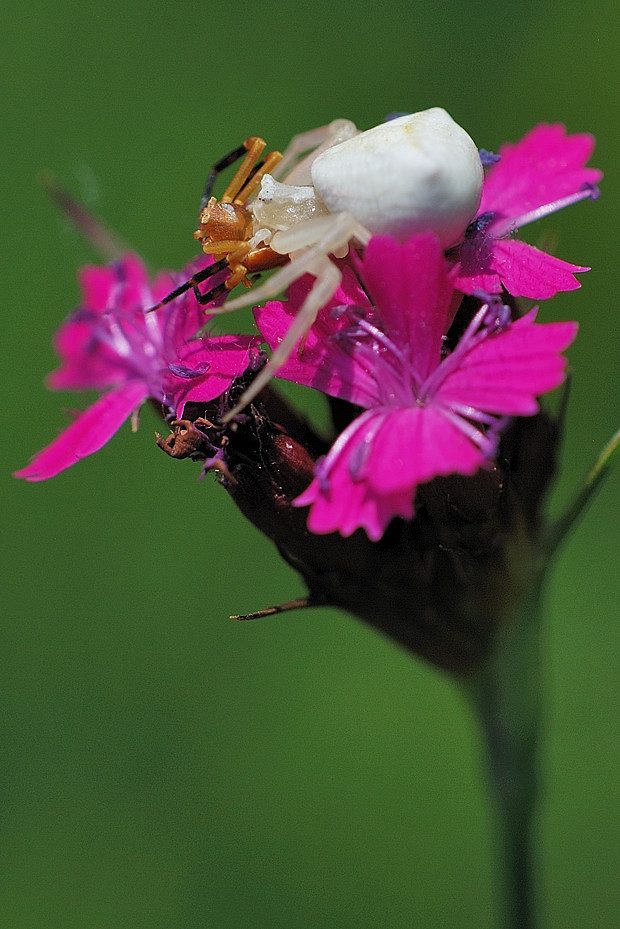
199, 142, 250, 212
233, 149, 283, 204
221, 254, 342, 421
214, 212, 371, 418
146, 256, 230, 312
221, 138, 267, 204
199, 137, 282, 211
273, 119, 359, 185
192, 239, 332, 332
271, 211, 370, 255
200, 211, 370, 323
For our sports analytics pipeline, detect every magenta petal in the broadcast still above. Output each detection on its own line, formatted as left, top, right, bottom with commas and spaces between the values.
255, 269, 379, 407
294, 411, 412, 540
454, 124, 601, 300
298, 473, 413, 542
454, 266, 502, 297
295, 406, 486, 540
480, 124, 602, 221
257, 303, 378, 407
454, 234, 590, 301
171, 334, 261, 383
78, 253, 150, 313
368, 407, 485, 493
49, 319, 133, 392
17, 250, 263, 480
78, 264, 119, 314
14, 381, 148, 481
50, 254, 157, 392
489, 239, 588, 299
358, 234, 455, 380
438, 312, 578, 416
295, 468, 414, 542
171, 336, 261, 415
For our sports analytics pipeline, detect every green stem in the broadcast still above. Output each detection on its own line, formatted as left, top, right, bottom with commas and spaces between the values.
543, 425, 620, 559
456, 430, 620, 929
462, 577, 545, 929
460, 424, 620, 928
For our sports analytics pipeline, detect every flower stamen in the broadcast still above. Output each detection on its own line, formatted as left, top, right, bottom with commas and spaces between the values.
491, 183, 600, 238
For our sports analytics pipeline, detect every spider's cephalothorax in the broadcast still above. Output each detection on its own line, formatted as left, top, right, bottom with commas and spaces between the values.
192, 136, 289, 296
152, 109, 484, 419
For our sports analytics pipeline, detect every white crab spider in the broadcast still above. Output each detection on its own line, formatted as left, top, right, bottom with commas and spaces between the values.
157, 108, 484, 419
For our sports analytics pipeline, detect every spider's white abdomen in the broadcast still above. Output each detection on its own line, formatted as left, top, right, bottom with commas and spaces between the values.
310, 108, 483, 248
215, 109, 485, 417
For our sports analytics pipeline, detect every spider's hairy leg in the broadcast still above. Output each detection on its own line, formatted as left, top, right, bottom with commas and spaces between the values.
273, 119, 359, 185
220, 137, 267, 204
221, 254, 342, 422
198, 240, 327, 322
233, 149, 283, 204
213, 211, 371, 421
271, 211, 370, 256
146, 256, 230, 312
196, 211, 370, 329
199, 142, 252, 212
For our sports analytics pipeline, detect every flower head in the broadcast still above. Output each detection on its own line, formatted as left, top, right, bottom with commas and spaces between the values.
256, 233, 577, 540
453, 123, 602, 299
15, 253, 261, 481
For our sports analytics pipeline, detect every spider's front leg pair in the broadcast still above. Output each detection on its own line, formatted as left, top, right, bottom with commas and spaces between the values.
149, 137, 288, 312
151, 119, 358, 313
153, 109, 485, 419
150, 120, 367, 419
212, 210, 371, 421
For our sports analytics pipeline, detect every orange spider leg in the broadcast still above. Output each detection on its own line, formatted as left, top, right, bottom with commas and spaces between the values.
195, 140, 286, 291
195, 237, 252, 257
232, 149, 283, 204
221, 137, 267, 203
224, 243, 288, 292
150, 139, 285, 312
243, 245, 288, 274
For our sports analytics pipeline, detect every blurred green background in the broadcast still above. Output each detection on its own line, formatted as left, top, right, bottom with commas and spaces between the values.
2, 1, 618, 926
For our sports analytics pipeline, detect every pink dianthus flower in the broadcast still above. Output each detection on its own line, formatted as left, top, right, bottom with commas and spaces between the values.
256, 233, 577, 541
453, 123, 602, 299
15, 253, 261, 481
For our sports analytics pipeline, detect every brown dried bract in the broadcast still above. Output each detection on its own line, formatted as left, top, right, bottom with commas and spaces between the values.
155, 419, 213, 459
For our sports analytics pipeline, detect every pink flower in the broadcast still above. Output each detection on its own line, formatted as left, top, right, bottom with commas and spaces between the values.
15, 254, 261, 481
256, 234, 577, 541
453, 124, 602, 299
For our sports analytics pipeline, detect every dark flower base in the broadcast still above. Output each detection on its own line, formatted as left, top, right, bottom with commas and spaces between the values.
157, 377, 561, 674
